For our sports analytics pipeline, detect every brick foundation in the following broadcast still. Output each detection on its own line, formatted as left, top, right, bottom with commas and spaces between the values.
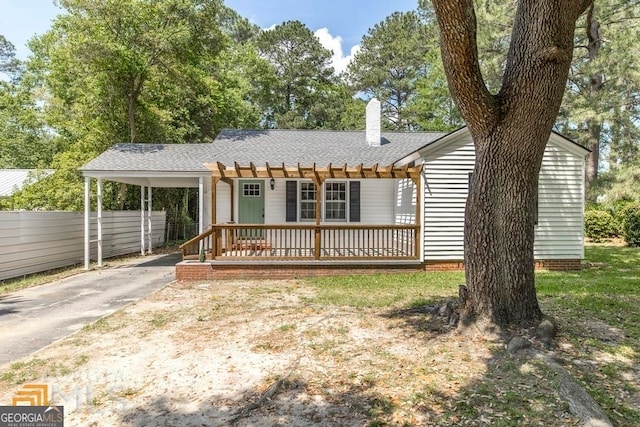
534, 259, 582, 271
175, 258, 582, 281
423, 261, 465, 271
424, 259, 582, 273
175, 261, 426, 281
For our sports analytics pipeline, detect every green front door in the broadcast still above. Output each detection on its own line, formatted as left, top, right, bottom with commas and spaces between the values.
238, 180, 265, 237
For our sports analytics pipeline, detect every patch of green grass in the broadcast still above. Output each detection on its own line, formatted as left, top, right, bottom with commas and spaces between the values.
0, 358, 71, 385
306, 271, 463, 308
538, 246, 640, 426
75, 354, 89, 367
277, 323, 297, 332
150, 313, 169, 327
82, 317, 110, 332
305, 245, 640, 426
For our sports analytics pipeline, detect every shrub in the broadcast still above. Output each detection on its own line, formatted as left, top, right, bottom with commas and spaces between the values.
622, 204, 640, 247
584, 209, 615, 242
605, 200, 634, 237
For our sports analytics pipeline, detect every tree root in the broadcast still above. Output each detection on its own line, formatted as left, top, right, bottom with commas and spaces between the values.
533, 351, 613, 427
227, 355, 302, 425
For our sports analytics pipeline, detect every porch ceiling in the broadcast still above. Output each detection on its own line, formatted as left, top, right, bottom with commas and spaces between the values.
205, 161, 423, 183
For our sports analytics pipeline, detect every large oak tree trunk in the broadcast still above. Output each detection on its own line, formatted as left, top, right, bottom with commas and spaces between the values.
432, 0, 592, 329
463, 126, 545, 327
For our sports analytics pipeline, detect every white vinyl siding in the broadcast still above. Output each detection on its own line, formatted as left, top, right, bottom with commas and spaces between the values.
422, 133, 475, 260
421, 132, 586, 261
394, 178, 418, 225
215, 180, 232, 224
534, 139, 585, 259
261, 178, 396, 224
360, 179, 395, 224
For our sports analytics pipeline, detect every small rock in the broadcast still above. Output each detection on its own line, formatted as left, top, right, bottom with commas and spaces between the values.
438, 302, 453, 318
448, 312, 460, 327
425, 305, 439, 315
507, 336, 531, 354
536, 318, 558, 349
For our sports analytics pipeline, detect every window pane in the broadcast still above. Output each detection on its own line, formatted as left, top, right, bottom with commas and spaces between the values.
325, 182, 346, 220
300, 182, 316, 220
243, 183, 261, 197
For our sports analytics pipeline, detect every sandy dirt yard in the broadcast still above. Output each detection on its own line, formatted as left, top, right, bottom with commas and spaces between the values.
0, 279, 580, 426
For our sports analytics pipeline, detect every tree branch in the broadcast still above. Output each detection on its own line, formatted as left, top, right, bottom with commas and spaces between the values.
431, 0, 498, 137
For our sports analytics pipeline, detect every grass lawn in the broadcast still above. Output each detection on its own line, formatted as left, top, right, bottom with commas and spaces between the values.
308, 245, 640, 426
0, 245, 637, 426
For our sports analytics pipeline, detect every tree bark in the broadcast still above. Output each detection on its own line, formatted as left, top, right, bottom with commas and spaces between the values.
432, 0, 592, 329
584, 4, 604, 199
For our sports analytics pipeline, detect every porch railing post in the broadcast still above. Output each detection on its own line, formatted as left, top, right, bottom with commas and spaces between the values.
314, 226, 321, 260
213, 226, 222, 258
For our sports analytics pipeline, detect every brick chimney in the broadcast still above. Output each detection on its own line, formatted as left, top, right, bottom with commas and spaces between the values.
365, 98, 381, 146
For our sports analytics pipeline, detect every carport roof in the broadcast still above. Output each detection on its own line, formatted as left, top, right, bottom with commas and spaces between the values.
79, 129, 448, 187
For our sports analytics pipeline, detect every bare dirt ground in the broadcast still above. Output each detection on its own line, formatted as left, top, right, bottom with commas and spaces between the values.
0, 279, 589, 426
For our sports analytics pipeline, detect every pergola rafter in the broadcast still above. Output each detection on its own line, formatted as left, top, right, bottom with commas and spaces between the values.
204, 162, 423, 184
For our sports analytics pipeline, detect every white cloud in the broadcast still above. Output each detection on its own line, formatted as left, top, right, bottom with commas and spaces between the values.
314, 27, 360, 75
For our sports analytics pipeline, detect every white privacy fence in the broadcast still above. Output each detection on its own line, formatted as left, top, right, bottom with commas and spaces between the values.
0, 211, 166, 281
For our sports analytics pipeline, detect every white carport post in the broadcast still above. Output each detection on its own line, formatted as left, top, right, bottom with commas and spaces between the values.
84, 176, 91, 270
140, 186, 146, 255
147, 186, 153, 254
198, 177, 204, 235
97, 178, 103, 266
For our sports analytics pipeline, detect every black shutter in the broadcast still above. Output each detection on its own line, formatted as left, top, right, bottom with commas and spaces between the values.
349, 181, 361, 222
286, 181, 297, 222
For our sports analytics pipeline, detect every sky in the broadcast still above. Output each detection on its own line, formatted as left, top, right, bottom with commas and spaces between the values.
1, 0, 419, 73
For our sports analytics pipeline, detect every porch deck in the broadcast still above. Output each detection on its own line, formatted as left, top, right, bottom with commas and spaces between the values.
180, 223, 420, 261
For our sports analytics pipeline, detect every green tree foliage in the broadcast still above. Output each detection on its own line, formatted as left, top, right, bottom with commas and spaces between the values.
557, 0, 640, 195
9, 0, 262, 211
420, 0, 640, 201
347, 11, 438, 130
254, 20, 342, 129
47, 0, 228, 144
0, 35, 22, 80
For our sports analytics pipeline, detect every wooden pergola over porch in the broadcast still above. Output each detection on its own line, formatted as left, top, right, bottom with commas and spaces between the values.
180, 162, 424, 262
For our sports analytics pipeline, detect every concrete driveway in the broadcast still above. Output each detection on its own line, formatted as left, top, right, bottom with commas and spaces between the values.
0, 253, 181, 366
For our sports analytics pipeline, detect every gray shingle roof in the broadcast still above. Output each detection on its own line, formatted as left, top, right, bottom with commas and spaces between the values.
80, 129, 448, 173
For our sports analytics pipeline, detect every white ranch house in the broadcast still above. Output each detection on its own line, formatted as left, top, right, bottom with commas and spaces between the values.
81, 100, 588, 279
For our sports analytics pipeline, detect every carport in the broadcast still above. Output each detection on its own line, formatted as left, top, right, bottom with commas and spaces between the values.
80, 143, 215, 269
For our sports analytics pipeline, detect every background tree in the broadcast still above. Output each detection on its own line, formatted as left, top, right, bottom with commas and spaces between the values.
347, 11, 436, 130
9, 0, 258, 213
0, 36, 55, 169
254, 20, 338, 129
431, 0, 592, 329
557, 0, 640, 199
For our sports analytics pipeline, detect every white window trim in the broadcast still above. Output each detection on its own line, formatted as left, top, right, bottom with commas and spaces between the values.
297, 180, 350, 222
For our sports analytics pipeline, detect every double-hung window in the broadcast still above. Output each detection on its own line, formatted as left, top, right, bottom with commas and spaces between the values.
300, 182, 317, 220
286, 180, 360, 223
324, 182, 347, 221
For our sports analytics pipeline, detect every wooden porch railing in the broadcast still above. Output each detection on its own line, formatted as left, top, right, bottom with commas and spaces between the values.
179, 224, 420, 261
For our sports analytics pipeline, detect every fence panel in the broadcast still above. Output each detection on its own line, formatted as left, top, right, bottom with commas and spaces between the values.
0, 211, 166, 281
